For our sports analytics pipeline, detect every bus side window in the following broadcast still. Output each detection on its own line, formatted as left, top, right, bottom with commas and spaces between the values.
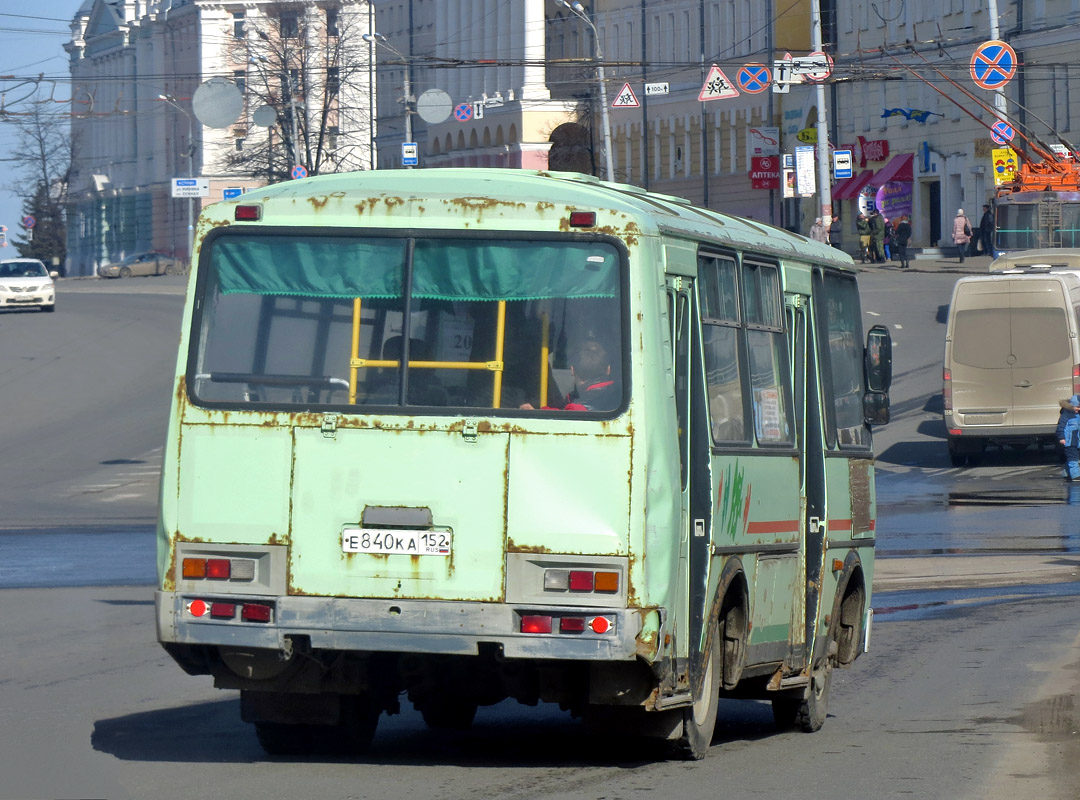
813, 270, 869, 449
698, 253, 748, 444
742, 261, 793, 446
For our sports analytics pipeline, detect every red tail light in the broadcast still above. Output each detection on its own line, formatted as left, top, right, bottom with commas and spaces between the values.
560, 617, 586, 633
568, 571, 594, 591
943, 368, 952, 411
241, 603, 272, 623
568, 210, 596, 227
520, 615, 553, 634
206, 559, 231, 579
235, 205, 262, 221
210, 602, 237, 619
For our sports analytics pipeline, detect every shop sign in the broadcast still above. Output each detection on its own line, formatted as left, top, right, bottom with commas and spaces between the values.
854, 136, 890, 167
750, 156, 781, 190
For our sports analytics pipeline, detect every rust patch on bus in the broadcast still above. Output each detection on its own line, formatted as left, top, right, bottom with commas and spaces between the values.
536, 201, 554, 212
506, 538, 552, 555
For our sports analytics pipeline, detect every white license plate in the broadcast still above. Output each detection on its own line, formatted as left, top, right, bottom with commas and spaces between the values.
341, 527, 451, 556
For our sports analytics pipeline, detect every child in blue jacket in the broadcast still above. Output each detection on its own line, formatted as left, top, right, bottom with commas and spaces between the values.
1057, 395, 1080, 480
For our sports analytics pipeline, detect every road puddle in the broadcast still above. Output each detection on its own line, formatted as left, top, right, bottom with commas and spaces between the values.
874, 581, 1080, 622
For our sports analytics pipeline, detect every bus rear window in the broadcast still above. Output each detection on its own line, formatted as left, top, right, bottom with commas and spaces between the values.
189, 233, 625, 414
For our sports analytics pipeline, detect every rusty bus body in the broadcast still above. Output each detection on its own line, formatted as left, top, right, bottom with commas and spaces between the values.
155, 169, 891, 759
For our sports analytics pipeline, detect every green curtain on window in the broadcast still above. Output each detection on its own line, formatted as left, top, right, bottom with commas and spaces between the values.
213, 236, 618, 301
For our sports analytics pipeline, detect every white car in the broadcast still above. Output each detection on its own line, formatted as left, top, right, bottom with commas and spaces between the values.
0, 258, 58, 312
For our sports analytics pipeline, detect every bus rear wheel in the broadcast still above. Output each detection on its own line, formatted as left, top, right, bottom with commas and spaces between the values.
671, 620, 720, 760
253, 696, 379, 756
772, 649, 834, 733
419, 698, 478, 730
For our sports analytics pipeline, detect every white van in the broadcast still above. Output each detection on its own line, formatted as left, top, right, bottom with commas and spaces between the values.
944, 268, 1080, 466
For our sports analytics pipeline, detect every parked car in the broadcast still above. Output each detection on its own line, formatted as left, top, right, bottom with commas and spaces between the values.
98, 251, 181, 278
0, 258, 57, 312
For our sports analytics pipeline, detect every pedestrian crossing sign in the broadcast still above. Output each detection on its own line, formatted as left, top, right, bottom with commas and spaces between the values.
612, 83, 639, 108
698, 65, 740, 101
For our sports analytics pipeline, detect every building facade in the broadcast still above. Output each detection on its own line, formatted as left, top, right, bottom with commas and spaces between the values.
64, 0, 374, 276
832, 0, 1080, 249
368, 0, 828, 231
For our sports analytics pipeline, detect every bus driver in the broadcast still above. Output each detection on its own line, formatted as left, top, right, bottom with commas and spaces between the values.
520, 338, 619, 412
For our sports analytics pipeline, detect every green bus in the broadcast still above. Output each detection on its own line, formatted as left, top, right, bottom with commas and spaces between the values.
156, 169, 891, 759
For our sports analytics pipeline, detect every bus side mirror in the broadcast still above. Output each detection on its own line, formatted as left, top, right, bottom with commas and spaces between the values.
865, 325, 892, 392
864, 325, 892, 426
863, 391, 890, 426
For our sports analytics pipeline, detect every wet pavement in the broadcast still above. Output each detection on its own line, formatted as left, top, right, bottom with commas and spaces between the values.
0, 527, 155, 590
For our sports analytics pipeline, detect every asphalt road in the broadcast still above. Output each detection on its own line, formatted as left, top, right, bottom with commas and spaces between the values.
0, 270, 1078, 800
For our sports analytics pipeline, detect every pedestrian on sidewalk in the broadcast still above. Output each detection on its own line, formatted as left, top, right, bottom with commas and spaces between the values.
952, 209, 972, 263
869, 208, 886, 262
894, 215, 912, 268
856, 212, 871, 263
828, 214, 843, 250
809, 217, 827, 243
1057, 395, 1080, 481
979, 203, 995, 257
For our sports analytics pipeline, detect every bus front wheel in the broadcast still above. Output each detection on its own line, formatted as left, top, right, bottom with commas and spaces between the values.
671, 620, 721, 760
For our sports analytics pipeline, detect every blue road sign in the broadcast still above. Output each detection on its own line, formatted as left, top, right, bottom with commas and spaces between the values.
402, 143, 419, 166
990, 120, 1015, 145
22, 215, 36, 229
291, 165, 308, 180
833, 149, 853, 180
736, 64, 771, 94
453, 103, 473, 122
970, 40, 1017, 90
223, 188, 243, 200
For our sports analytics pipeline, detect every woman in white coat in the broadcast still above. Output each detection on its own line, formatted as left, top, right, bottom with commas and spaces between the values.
952, 209, 972, 263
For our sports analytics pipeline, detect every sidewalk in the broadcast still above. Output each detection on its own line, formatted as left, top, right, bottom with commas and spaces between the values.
855, 252, 997, 275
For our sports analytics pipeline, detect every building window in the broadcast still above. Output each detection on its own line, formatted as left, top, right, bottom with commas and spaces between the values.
233, 12, 245, 39
233, 70, 246, 96
328, 125, 339, 150
280, 10, 299, 39
326, 67, 340, 96
326, 7, 339, 37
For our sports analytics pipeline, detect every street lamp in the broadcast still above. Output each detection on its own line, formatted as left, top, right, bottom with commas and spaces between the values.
158, 93, 196, 267
553, 0, 614, 182
363, 32, 414, 166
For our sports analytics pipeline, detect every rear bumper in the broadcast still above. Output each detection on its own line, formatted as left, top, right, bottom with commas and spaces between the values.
156, 590, 643, 661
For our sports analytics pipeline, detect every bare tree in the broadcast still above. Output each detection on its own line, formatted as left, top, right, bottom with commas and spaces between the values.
223, 2, 372, 181
3, 82, 74, 268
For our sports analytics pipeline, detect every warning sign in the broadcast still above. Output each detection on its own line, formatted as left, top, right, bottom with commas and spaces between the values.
992, 146, 1018, 186
698, 65, 740, 101
612, 82, 639, 108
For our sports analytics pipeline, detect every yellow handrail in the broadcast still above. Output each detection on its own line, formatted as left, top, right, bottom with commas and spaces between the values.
493, 300, 506, 408
540, 312, 550, 408
345, 299, 507, 404
348, 297, 362, 403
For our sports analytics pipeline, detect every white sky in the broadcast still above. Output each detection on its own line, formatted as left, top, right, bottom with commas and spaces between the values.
0, 5, 80, 241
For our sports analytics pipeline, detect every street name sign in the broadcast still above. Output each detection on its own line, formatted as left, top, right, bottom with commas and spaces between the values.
171, 178, 210, 198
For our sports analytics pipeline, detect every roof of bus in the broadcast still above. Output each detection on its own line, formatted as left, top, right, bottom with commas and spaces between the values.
223, 168, 854, 272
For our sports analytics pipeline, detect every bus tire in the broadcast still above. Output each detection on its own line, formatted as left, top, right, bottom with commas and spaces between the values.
772, 651, 833, 733
670, 620, 720, 760
253, 696, 379, 756
419, 698, 478, 730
